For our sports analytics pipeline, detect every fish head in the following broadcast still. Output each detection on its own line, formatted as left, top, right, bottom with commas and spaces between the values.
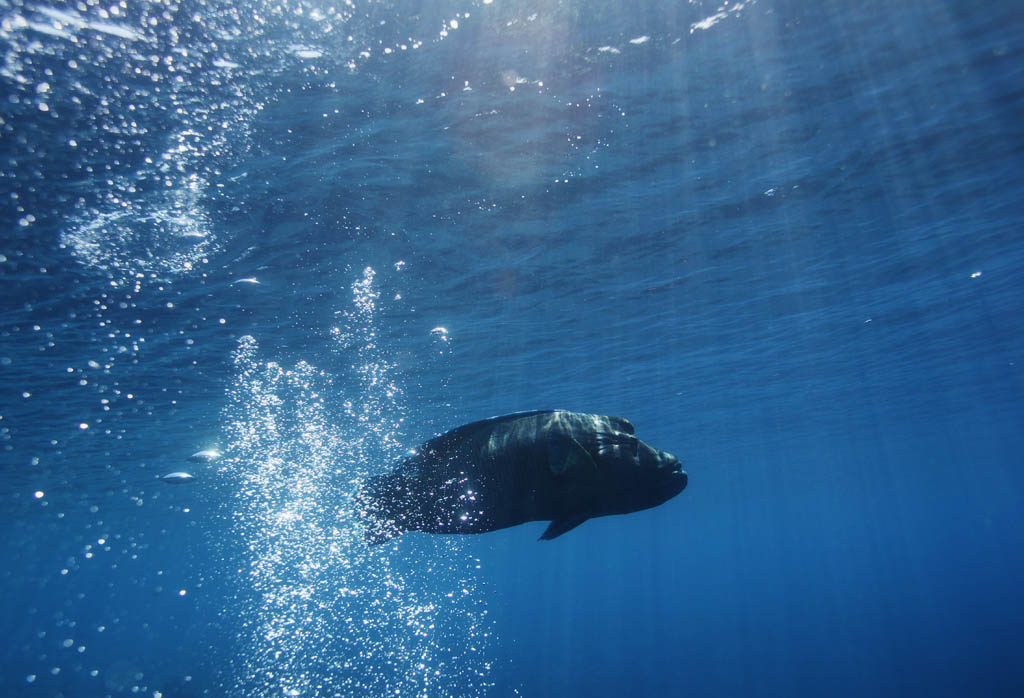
587, 420, 687, 513
635, 441, 688, 505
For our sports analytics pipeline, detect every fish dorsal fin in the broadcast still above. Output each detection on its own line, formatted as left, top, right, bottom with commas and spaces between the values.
451, 409, 555, 434
539, 515, 588, 540
547, 435, 596, 475
421, 410, 557, 453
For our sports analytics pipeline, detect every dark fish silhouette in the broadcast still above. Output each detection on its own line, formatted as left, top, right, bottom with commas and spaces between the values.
357, 410, 687, 543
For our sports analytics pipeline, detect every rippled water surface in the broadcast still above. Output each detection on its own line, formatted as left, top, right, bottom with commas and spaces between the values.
2, 0, 1023, 696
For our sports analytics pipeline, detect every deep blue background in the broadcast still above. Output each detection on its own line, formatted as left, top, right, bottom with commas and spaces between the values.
2, 0, 1023, 696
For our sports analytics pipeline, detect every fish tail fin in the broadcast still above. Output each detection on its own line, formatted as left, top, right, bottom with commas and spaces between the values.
363, 518, 402, 545
355, 474, 405, 545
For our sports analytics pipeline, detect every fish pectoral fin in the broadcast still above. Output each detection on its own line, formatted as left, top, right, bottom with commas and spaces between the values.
539, 516, 589, 541
547, 436, 596, 475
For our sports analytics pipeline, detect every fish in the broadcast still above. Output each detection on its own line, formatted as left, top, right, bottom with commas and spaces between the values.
187, 449, 221, 463
160, 472, 196, 484
356, 410, 687, 543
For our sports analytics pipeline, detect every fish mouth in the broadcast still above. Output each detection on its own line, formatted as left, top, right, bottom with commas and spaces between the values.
662, 452, 683, 473
660, 452, 687, 491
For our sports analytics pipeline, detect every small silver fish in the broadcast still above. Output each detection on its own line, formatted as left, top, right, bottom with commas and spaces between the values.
187, 449, 221, 463
160, 472, 196, 485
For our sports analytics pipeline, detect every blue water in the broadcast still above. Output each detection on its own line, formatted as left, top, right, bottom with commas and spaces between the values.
2, 0, 1024, 695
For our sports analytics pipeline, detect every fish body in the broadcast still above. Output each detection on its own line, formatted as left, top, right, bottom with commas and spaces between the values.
160, 471, 196, 484
187, 449, 221, 463
358, 410, 686, 543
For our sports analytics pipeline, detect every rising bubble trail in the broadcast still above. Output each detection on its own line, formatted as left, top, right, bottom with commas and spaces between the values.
219, 268, 494, 697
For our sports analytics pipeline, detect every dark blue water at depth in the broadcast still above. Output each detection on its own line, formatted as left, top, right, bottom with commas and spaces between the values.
2, 0, 1023, 696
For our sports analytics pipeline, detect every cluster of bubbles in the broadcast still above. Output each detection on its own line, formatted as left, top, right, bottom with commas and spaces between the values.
218, 269, 493, 697
61, 177, 218, 277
